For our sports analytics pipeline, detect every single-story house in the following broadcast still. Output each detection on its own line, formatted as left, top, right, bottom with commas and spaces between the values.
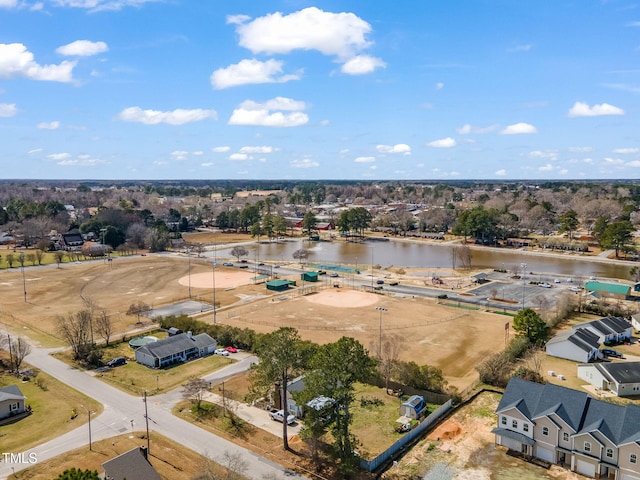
546, 328, 602, 363
574, 316, 632, 344
631, 314, 640, 332
400, 395, 426, 420
578, 362, 640, 397
102, 446, 162, 480
135, 332, 217, 368
277, 375, 306, 417
584, 281, 631, 300
0, 384, 26, 420
59, 232, 84, 251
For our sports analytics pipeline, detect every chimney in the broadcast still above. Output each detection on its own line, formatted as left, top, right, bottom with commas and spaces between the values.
187, 331, 193, 339
140, 446, 148, 460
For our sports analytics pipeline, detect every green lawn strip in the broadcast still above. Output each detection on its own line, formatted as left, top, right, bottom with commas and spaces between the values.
0, 371, 101, 453
0, 250, 136, 270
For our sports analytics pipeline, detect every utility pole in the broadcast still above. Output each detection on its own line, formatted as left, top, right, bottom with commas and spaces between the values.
376, 307, 388, 358
212, 241, 217, 324
520, 262, 527, 310
143, 390, 150, 454
20, 252, 26, 302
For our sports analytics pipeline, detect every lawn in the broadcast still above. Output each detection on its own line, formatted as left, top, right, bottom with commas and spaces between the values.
52, 337, 234, 395
0, 367, 101, 453
13, 431, 242, 480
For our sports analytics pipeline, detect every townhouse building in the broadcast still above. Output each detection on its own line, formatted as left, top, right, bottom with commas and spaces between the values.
494, 377, 640, 479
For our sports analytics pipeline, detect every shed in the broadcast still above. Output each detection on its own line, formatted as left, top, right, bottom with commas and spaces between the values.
400, 395, 426, 420
301, 272, 319, 282
167, 327, 183, 336
266, 279, 293, 292
584, 281, 631, 300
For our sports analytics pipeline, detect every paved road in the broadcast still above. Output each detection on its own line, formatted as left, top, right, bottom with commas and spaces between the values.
0, 349, 302, 480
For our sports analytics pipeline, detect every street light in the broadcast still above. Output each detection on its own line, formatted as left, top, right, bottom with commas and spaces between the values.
80, 404, 93, 450
19, 252, 26, 303
187, 247, 192, 299
376, 307, 388, 358
212, 241, 217, 324
520, 263, 527, 310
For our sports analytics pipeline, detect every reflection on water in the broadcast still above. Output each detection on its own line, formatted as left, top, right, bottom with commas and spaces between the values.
218, 239, 632, 279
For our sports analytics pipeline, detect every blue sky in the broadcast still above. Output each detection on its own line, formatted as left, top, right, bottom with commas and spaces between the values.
0, 0, 639, 180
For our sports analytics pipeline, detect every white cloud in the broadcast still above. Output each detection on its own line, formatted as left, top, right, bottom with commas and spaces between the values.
495, 169, 507, 176
37, 121, 60, 130
568, 101, 624, 117
291, 158, 319, 168
56, 40, 108, 57
201, 162, 214, 167
0, 103, 17, 117
0, 43, 76, 82
627, 161, 640, 167
47, 152, 71, 161
192, 151, 203, 156
230, 153, 249, 161
226, 14, 250, 25
239, 145, 276, 154
171, 150, 189, 161
500, 122, 538, 135
626, 21, 640, 27
604, 157, 624, 165
341, 55, 386, 75
0, 0, 17, 8
57, 154, 105, 166
456, 123, 498, 134
52, 0, 162, 13
539, 164, 555, 172
507, 44, 532, 52
354, 156, 375, 163
613, 148, 640, 154
376, 144, 411, 155
212, 146, 230, 153
228, 97, 309, 127
28, 148, 43, 154
526, 149, 558, 160
211, 58, 300, 89
118, 106, 217, 125
427, 137, 456, 148
435, 82, 444, 90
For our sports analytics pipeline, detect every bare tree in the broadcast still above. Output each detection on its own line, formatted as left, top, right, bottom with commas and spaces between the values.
218, 451, 249, 480
57, 310, 93, 360
379, 334, 404, 394
230, 246, 248, 262
292, 248, 309, 266
182, 378, 210, 409
95, 310, 113, 346
9, 336, 31, 375
5, 253, 14, 268
450, 246, 458, 269
127, 301, 152, 323
459, 245, 472, 270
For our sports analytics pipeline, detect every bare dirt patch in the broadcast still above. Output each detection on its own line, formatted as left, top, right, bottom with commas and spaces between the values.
178, 270, 256, 289
305, 289, 379, 308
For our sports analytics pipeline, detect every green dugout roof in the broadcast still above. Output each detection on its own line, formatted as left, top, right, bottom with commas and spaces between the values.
584, 281, 630, 295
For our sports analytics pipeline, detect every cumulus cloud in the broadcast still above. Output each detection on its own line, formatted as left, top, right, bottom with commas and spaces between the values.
456, 124, 498, 134
47, 152, 71, 161
0, 103, 17, 117
212, 146, 230, 153
0, 43, 76, 82
427, 137, 456, 148
56, 40, 108, 56
211, 58, 300, 89
239, 145, 276, 154
230, 153, 249, 161
37, 121, 61, 130
170, 150, 189, 161
613, 147, 640, 154
354, 156, 375, 163
118, 106, 217, 125
228, 97, 309, 127
376, 144, 411, 155
435, 82, 444, 90
500, 122, 538, 135
495, 169, 507, 176
341, 55, 386, 75
526, 149, 558, 160
568, 101, 624, 117
291, 158, 319, 168
0, 0, 17, 8
57, 154, 105, 166
232, 7, 382, 73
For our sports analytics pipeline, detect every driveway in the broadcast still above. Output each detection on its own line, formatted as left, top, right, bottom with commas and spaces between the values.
0, 348, 304, 480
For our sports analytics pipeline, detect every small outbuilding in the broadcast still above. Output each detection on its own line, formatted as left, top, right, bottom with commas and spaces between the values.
584, 281, 631, 300
400, 395, 426, 420
266, 279, 295, 291
545, 328, 602, 363
301, 272, 319, 282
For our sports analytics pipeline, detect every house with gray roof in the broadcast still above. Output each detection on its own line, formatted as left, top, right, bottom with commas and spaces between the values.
135, 332, 217, 368
102, 446, 161, 480
546, 328, 602, 363
0, 384, 26, 421
575, 316, 632, 345
578, 362, 640, 397
494, 377, 640, 479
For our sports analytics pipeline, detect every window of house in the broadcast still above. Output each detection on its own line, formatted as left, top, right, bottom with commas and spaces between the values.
606, 448, 613, 458
584, 442, 591, 453
501, 416, 506, 425
512, 420, 518, 429
563, 432, 569, 442
9, 403, 18, 412
523, 423, 529, 432
631, 454, 637, 464
542, 426, 549, 436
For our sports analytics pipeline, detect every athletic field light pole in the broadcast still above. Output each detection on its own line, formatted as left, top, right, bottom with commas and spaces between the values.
376, 306, 388, 358
19, 252, 26, 302
520, 262, 527, 310
212, 240, 217, 324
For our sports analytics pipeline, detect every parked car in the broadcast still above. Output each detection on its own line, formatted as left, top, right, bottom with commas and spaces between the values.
601, 348, 623, 358
569, 286, 582, 292
223, 262, 233, 267
376, 279, 384, 285
258, 262, 265, 266
330, 272, 339, 278
215, 348, 229, 356
240, 259, 248, 263
225, 346, 237, 353
395, 422, 412, 433
538, 282, 552, 288
107, 357, 126, 368
269, 409, 296, 425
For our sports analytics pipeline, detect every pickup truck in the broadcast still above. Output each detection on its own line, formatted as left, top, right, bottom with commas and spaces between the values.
269, 409, 296, 425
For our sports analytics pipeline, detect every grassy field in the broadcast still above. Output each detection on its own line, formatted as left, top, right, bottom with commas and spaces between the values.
0, 364, 101, 453
13, 432, 241, 480
53, 338, 234, 395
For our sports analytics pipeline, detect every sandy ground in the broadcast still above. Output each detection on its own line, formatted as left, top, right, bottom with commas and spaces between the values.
178, 270, 256, 289
305, 289, 380, 308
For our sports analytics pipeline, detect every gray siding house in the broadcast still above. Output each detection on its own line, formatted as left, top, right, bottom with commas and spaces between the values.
0, 385, 26, 420
546, 328, 601, 363
578, 362, 640, 397
135, 332, 217, 368
494, 378, 640, 479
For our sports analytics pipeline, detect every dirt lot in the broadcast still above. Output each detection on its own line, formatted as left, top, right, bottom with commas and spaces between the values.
382, 391, 584, 480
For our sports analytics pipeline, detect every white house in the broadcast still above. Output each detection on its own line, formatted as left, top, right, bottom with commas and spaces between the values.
578, 362, 640, 397
631, 314, 640, 332
576, 316, 632, 344
546, 328, 602, 363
